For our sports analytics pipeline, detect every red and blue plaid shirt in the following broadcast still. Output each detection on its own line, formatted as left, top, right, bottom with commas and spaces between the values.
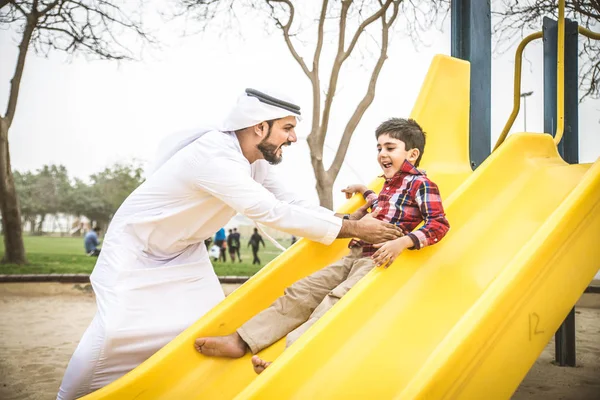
352, 160, 450, 256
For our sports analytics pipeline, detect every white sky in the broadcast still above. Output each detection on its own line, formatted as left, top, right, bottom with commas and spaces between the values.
1, 6, 599, 209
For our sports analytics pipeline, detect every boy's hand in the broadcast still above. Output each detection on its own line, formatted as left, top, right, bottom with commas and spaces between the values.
341, 184, 368, 199
348, 203, 371, 220
372, 236, 413, 268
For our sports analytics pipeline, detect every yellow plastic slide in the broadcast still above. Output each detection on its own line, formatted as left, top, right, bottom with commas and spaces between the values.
83, 56, 600, 399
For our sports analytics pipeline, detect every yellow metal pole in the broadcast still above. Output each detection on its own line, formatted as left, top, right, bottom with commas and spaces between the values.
578, 26, 600, 40
553, 0, 566, 145
493, 31, 543, 151
494, 4, 599, 151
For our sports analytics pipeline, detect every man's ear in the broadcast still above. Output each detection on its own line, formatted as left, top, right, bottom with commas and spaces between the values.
253, 122, 267, 137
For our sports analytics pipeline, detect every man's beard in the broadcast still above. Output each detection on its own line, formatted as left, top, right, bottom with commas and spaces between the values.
257, 127, 289, 165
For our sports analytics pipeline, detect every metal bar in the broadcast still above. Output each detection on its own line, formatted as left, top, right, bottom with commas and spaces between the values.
493, 31, 543, 150
578, 26, 600, 40
545, 16, 580, 367
544, 18, 558, 144
553, 0, 566, 145
451, 0, 491, 169
555, 308, 577, 366
544, 18, 579, 162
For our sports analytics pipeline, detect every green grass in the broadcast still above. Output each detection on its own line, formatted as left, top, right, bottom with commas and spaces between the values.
0, 235, 282, 276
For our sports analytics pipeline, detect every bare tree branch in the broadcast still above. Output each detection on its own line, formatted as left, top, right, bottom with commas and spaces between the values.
4, 9, 37, 126
10, 0, 29, 16
174, 0, 448, 207
39, 0, 61, 16
329, 0, 400, 180
266, 0, 311, 78
316, 0, 351, 152
343, 0, 392, 62
309, 0, 328, 151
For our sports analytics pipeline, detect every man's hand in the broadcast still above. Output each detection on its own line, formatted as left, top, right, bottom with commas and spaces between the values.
338, 216, 403, 243
341, 184, 369, 199
372, 236, 414, 268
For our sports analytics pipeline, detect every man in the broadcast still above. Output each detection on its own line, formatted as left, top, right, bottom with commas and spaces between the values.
248, 227, 265, 265
227, 229, 237, 262
215, 228, 227, 262
57, 87, 402, 400
231, 228, 242, 262
83, 227, 101, 256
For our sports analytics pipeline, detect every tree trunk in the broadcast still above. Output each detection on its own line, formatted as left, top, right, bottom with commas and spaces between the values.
308, 134, 335, 210
0, 119, 26, 264
316, 181, 334, 210
314, 165, 334, 210
36, 214, 46, 234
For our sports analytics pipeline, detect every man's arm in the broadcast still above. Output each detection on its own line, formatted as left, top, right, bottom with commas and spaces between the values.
337, 217, 403, 244
192, 156, 403, 246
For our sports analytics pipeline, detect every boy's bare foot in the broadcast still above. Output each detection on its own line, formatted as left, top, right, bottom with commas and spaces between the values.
194, 333, 247, 358
251, 355, 272, 374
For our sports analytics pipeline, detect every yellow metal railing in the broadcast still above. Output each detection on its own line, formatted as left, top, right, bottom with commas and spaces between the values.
495, 0, 600, 150
493, 31, 543, 151
579, 26, 600, 40
553, 0, 565, 145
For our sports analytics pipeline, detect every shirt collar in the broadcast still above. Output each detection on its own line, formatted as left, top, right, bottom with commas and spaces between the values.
383, 160, 424, 182
224, 131, 243, 154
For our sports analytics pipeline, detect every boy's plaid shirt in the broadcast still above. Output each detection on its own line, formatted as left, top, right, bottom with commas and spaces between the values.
351, 160, 450, 256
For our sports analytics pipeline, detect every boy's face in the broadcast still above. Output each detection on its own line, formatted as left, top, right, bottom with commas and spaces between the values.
376, 133, 420, 179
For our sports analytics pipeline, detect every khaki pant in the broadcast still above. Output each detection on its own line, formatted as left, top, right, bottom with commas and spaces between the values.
238, 247, 374, 354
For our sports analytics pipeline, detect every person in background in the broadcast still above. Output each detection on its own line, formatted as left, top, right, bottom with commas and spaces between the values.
231, 228, 242, 262
248, 228, 265, 265
215, 228, 226, 262
84, 227, 102, 257
227, 229, 237, 262
291, 235, 297, 245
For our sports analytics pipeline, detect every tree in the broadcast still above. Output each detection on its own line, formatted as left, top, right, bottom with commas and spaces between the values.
178, 0, 448, 209
85, 162, 145, 228
13, 170, 41, 233
494, 0, 600, 99
0, 0, 153, 264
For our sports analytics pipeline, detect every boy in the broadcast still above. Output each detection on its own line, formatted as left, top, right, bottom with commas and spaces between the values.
195, 118, 449, 373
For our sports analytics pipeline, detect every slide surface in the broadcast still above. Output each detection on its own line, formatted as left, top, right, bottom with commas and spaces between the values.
83, 56, 600, 399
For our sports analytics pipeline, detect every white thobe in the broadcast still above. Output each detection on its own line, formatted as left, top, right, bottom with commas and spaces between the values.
58, 130, 342, 399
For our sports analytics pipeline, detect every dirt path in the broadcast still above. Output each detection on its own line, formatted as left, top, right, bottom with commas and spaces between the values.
0, 283, 598, 400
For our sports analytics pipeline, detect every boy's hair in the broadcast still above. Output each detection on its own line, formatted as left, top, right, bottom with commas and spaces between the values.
375, 118, 426, 167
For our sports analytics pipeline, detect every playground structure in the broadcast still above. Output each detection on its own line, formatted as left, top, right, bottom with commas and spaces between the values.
82, 1, 599, 398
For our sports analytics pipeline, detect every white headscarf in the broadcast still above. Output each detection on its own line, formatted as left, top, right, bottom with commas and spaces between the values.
149, 88, 302, 174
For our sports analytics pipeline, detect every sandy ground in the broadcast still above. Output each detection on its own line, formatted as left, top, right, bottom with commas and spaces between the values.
0, 283, 598, 400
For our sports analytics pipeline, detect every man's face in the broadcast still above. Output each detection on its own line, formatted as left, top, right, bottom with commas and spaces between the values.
257, 116, 298, 165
